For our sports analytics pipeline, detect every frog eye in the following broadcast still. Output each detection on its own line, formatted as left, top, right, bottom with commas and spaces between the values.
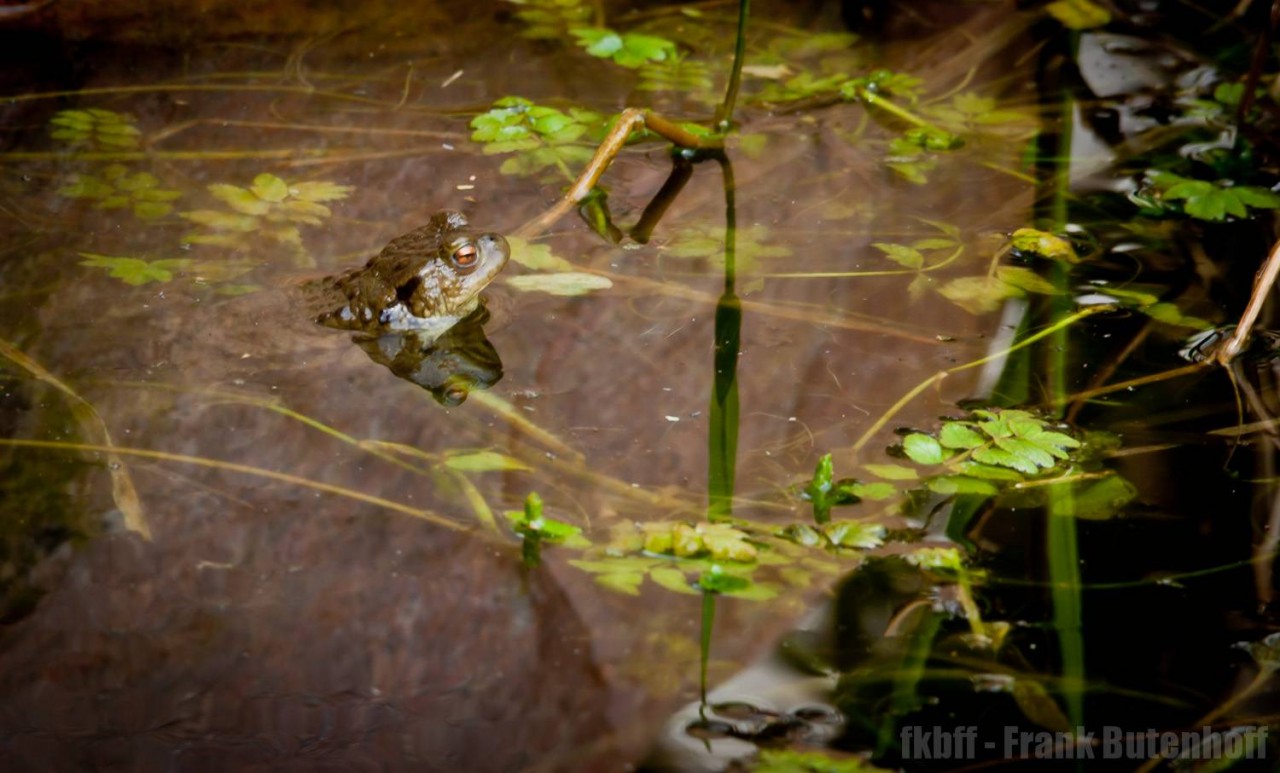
451, 242, 479, 270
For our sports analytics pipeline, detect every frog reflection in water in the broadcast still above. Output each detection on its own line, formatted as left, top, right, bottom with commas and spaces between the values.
311, 210, 510, 404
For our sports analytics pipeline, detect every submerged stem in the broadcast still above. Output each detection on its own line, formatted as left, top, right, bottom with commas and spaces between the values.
715, 0, 751, 132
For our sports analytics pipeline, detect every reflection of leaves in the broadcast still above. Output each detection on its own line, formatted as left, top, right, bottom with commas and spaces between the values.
505, 272, 612, 296
938, 275, 1020, 314
840, 69, 924, 103
637, 54, 716, 102
571, 28, 676, 69
883, 127, 961, 185
79, 253, 193, 285
49, 108, 141, 149
924, 92, 1032, 130
58, 163, 181, 220
499, 144, 596, 176
504, 0, 591, 39
885, 137, 937, 185
180, 173, 351, 253
759, 68, 923, 107
1061, 475, 1138, 520
757, 71, 851, 103
1099, 285, 1212, 331
938, 265, 1059, 315
766, 31, 858, 59
1142, 171, 1280, 221
665, 223, 791, 271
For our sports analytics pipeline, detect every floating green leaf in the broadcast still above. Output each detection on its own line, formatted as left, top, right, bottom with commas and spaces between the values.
825, 521, 886, 549
571, 28, 676, 69
594, 571, 645, 595
470, 97, 607, 180
864, 463, 918, 481
79, 253, 193, 286
696, 564, 751, 594
649, 566, 698, 595
841, 69, 924, 103
1144, 302, 1211, 330
850, 482, 896, 500
505, 272, 612, 296
873, 243, 924, 270
290, 181, 354, 202
444, 450, 532, 472
926, 475, 999, 496
58, 163, 182, 220
757, 71, 851, 103
939, 423, 985, 450
507, 236, 576, 272
903, 433, 945, 465
643, 522, 757, 562
504, 0, 591, 39
997, 266, 1061, 295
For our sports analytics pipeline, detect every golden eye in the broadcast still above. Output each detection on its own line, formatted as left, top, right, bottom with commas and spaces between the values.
452, 243, 479, 268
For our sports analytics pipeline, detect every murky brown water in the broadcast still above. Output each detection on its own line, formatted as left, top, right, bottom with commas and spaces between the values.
9, 1, 1275, 771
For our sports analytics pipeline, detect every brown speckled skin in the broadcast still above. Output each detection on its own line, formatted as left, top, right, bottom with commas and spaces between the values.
317, 210, 509, 332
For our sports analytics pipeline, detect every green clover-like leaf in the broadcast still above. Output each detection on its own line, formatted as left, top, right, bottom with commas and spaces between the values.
902, 433, 945, 465
79, 253, 192, 286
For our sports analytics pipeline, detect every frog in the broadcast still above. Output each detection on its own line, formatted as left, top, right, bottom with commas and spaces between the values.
312, 210, 510, 339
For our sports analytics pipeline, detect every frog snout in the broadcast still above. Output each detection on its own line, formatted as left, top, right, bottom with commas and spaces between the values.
479, 233, 510, 264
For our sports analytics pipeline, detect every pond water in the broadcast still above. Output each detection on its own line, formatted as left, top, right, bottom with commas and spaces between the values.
1, 1, 1278, 771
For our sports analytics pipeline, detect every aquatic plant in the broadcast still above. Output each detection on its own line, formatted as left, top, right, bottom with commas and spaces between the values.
571, 28, 676, 69
180, 174, 352, 252
49, 108, 141, 149
57, 163, 181, 220
504, 492, 587, 567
